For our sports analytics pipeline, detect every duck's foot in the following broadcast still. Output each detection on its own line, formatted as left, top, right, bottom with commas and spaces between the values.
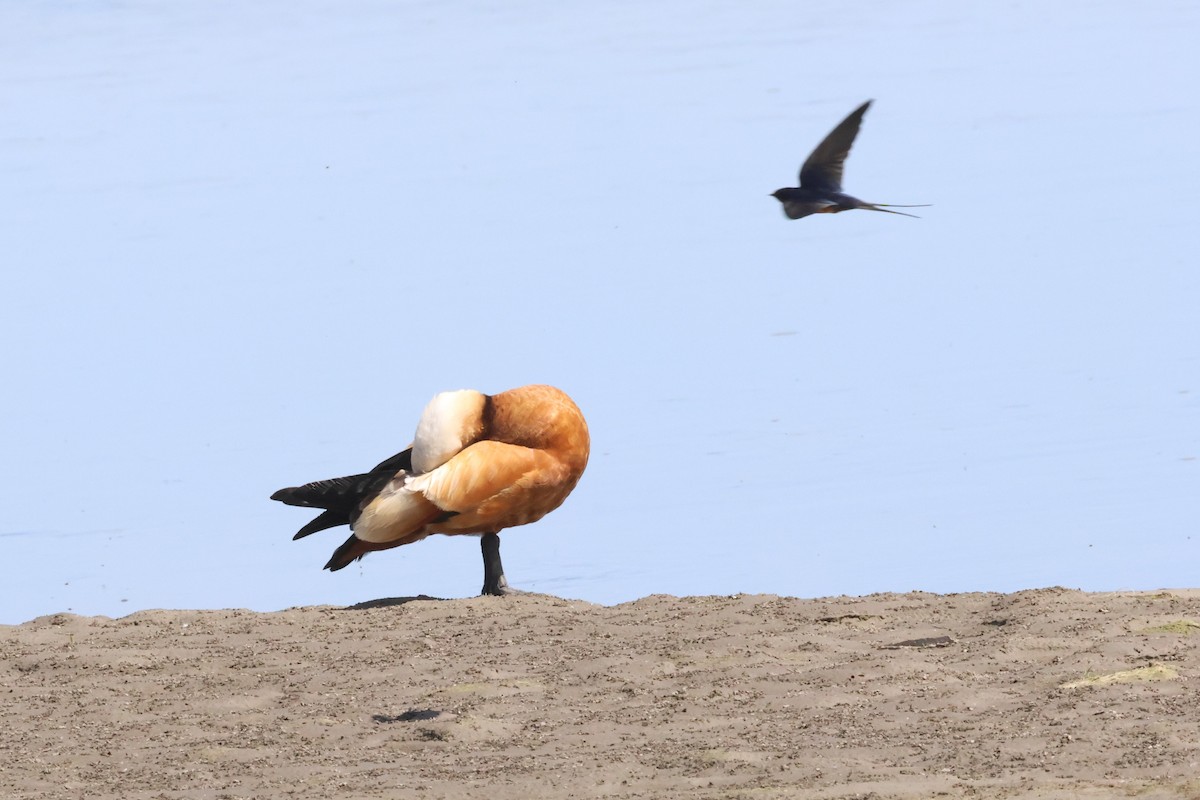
480, 533, 517, 596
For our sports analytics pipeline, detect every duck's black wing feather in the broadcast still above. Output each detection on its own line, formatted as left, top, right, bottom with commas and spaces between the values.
271, 447, 415, 539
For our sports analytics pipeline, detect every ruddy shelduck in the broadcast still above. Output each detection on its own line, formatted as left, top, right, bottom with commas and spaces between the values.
271, 384, 590, 595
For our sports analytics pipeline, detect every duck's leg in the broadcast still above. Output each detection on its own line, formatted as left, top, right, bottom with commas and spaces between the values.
480, 533, 510, 596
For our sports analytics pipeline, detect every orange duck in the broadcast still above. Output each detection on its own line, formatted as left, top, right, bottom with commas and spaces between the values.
272, 384, 590, 595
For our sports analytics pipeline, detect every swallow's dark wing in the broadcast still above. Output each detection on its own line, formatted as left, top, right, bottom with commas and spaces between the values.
799, 100, 871, 193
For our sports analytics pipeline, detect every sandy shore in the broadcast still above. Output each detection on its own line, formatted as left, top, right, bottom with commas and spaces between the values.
4, 588, 1199, 799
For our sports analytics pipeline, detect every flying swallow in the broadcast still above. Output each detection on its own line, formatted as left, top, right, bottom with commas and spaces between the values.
272, 384, 590, 596
771, 100, 928, 220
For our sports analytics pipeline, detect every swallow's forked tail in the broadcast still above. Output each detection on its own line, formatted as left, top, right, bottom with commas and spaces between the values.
862, 202, 931, 218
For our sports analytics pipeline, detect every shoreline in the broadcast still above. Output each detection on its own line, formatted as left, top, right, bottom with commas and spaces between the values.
5, 589, 1199, 799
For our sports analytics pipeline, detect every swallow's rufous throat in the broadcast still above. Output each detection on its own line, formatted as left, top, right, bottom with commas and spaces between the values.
771, 100, 928, 220
272, 384, 590, 596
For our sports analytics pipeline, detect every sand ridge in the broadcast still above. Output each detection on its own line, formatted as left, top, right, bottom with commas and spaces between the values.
3, 588, 1200, 799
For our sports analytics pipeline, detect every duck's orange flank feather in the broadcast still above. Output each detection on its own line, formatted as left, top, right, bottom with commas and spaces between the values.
419, 442, 572, 533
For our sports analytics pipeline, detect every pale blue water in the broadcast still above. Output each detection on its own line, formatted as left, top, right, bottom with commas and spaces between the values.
2, 1, 1197, 623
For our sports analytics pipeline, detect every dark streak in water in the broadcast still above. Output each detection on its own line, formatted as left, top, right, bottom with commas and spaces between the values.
0, 529, 124, 539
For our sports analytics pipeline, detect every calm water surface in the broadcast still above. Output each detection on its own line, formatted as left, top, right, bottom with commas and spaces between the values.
1, 1, 1197, 623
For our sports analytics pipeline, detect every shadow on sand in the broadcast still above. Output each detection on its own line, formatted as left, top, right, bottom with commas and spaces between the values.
371, 709, 447, 723
344, 595, 446, 610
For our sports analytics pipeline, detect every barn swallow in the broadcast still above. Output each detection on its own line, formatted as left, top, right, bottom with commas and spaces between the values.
272, 384, 590, 596
772, 100, 928, 220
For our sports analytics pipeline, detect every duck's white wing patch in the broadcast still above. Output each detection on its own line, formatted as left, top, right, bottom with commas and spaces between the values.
411, 389, 486, 474
353, 472, 442, 544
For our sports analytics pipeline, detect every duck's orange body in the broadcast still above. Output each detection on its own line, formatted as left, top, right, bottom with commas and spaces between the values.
272, 384, 589, 595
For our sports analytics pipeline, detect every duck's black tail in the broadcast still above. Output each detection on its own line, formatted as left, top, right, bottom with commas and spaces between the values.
271, 448, 414, 539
